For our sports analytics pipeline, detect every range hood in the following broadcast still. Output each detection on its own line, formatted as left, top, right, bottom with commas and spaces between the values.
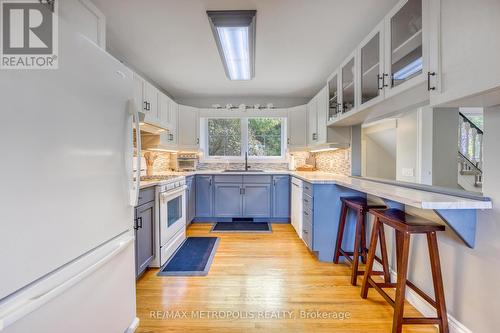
139, 132, 178, 152
137, 111, 167, 135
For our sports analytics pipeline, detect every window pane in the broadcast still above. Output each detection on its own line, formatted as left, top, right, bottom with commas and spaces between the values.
248, 118, 282, 157
208, 119, 241, 156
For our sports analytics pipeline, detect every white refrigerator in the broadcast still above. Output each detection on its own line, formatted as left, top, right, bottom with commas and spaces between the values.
0, 18, 141, 333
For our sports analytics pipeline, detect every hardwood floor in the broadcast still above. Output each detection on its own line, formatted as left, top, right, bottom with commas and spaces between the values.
136, 223, 437, 333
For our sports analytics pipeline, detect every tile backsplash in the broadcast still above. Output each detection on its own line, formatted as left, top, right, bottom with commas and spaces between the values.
197, 162, 288, 171
133, 148, 351, 176
313, 149, 351, 175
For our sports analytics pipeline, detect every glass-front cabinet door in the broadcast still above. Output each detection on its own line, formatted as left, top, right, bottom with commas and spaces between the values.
327, 72, 339, 122
385, 0, 427, 96
341, 52, 356, 114
358, 22, 385, 108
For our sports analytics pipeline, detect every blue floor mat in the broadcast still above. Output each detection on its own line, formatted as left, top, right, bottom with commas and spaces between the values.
157, 237, 219, 276
211, 222, 272, 232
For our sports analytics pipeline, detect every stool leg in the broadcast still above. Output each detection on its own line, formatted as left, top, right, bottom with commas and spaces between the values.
360, 217, 380, 299
350, 210, 364, 286
360, 212, 367, 264
392, 232, 410, 333
378, 223, 391, 283
427, 231, 449, 333
333, 202, 348, 264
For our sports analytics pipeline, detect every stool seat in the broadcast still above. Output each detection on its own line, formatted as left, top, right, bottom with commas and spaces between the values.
370, 209, 445, 233
341, 196, 386, 212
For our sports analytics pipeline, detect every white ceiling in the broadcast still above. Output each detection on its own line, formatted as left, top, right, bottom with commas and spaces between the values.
92, 0, 399, 101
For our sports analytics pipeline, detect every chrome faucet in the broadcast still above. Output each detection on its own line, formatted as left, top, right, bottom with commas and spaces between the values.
245, 151, 250, 171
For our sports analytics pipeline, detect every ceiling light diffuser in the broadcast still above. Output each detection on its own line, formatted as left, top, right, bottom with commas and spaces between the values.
207, 10, 256, 81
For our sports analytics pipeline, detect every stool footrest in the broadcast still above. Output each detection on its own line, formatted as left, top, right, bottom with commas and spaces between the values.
402, 318, 442, 325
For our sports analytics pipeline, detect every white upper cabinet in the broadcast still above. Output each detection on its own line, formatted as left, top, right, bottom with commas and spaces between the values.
133, 74, 162, 127
327, 71, 340, 122
159, 92, 178, 145
287, 105, 307, 150
430, 0, 500, 107
325, 0, 437, 126
178, 105, 199, 150
143, 81, 160, 125
384, 0, 429, 98
358, 21, 385, 109
59, 0, 106, 48
340, 51, 357, 115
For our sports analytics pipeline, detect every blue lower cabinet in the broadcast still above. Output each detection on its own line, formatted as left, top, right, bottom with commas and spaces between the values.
272, 175, 290, 218
214, 183, 243, 217
242, 184, 271, 217
195, 175, 213, 217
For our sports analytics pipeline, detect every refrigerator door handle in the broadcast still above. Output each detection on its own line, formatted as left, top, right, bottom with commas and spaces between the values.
0, 236, 134, 331
129, 99, 141, 207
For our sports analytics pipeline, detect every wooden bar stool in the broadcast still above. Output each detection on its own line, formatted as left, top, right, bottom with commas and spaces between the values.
333, 196, 387, 286
361, 208, 449, 333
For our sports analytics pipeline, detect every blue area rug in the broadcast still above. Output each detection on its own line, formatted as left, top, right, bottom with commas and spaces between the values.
211, 222, 272, 233
157, 237, 219, 276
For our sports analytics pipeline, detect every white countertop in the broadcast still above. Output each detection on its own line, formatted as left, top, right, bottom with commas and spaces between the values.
139, 170, 492, 210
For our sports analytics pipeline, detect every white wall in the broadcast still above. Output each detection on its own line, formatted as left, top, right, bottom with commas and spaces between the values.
432, 108, 460, 189
396, 110, 419, 182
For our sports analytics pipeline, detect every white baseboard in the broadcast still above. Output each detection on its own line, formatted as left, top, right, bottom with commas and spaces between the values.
372, 262, 472, 333
125, 317, 140, 333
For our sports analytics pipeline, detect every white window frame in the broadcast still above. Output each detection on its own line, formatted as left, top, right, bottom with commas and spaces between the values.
200, 116, 287, 163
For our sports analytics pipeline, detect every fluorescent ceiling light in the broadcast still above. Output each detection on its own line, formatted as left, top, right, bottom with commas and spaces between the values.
207, 10, 256, 81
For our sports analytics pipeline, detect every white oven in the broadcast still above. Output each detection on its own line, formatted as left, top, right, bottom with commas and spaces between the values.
152, 178, 187, 267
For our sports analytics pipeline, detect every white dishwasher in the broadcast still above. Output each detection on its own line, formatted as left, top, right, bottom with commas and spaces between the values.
291, 177, 303, 239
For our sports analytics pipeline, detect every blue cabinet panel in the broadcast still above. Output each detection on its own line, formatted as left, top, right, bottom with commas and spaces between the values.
214, 183, 242, 217
195, 175, 213, 217
242, 184, 271, 217
272, 175, 290, 218
186, 176, 196, 224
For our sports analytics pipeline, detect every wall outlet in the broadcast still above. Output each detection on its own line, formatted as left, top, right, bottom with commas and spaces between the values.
402, 168, 415, 177
329, 160, 335, 169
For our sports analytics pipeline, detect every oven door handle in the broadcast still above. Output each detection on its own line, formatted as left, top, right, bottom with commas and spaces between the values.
160, 186, 187, 201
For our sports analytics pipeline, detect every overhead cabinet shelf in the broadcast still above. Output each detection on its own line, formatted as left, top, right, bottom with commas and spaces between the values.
322, 0, 439, 127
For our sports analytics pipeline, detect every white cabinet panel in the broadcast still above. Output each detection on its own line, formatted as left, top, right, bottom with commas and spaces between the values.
287, 105, 307, 149
307, 98, 317, 146
430, 0, 500, 107
316, 87, 328, 144
178, 105, 199, 149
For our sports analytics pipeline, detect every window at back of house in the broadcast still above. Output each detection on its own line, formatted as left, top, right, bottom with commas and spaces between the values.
208, 118, 241, 157
248, 118, 283, 157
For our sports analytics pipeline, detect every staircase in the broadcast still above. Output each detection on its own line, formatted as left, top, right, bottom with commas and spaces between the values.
458, 112, 483, 192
